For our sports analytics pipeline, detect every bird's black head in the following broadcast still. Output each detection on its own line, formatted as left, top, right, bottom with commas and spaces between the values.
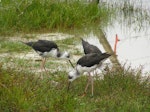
68, 69, 80, 82
67, 69, 80, 91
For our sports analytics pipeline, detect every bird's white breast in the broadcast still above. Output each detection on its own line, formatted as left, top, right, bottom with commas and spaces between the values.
37, 48, 58, 58
76, 64, 97, 74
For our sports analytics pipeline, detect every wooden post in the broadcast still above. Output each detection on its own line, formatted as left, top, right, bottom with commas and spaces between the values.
95, 29, 121, 69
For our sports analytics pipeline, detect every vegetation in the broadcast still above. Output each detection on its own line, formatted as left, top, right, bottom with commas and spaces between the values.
0, 64, 149, 112
0, 0, 112, 36
0, 0, 150, 111
0, 36, 149, 112
106, 0, 150, 31
0, 41, 30, 53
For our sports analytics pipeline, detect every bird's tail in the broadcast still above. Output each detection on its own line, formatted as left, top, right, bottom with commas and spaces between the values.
102, 52, 112, 58
81, 38, 86, 43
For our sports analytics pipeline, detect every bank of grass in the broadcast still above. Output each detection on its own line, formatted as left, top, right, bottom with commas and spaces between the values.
0, 0, 111, 36
0, 64, 149, 112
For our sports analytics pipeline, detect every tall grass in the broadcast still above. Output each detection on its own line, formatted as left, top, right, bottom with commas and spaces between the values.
0, 0, 111, 35
0, 65, 149, 111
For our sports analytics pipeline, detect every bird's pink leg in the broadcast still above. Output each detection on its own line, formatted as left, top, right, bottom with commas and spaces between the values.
81, 73, 91, 97
40, 58, 47, 72
81, 73, 94, 97
91, 75, 94, 96
40, 58, 44, 70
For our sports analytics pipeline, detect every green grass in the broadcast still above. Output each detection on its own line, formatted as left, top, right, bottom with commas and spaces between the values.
0, 64, 149, 112
0, 41, 31, 53
0, 1, 150, 111
0, 0, 112, 36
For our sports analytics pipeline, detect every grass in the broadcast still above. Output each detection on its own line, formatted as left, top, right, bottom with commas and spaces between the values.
0, 0, 150, 111
0, 0, 112, 36
0, 41, 30, 53
0, 38, 149, 112
0, 64, 149, 112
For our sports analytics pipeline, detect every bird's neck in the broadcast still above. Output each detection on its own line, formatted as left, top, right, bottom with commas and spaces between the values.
75, 68, 80, 76
57, 52, 61, 58
57, 52, 67, 58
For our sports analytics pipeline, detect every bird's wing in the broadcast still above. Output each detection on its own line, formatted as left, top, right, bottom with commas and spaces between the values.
24, 40, 58, 52
77, 53, 100, 67
38, 40, 58, 48
82, 39, 102, 54
77, 53, 110, 67
87, 44, 102, 54
35, 40, 58, 52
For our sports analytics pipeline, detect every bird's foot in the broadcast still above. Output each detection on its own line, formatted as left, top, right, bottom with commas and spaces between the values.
79, 92, 86, 98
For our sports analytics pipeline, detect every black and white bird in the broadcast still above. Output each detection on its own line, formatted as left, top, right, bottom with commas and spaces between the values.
68, 52, 111, 96
81, 38, 102, 54
22, 39, 73, 71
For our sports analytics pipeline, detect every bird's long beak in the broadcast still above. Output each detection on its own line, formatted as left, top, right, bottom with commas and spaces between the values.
68, 60, 74, 68
67, 81, 71, 91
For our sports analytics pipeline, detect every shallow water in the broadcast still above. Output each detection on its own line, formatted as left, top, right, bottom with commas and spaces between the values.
101, 0, 150, 75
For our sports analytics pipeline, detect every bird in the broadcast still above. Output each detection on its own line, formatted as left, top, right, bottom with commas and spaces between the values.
81, 38, 102, 54
21, 39, 74, 71
82, 38, 104, 75
67, 52, 111, 96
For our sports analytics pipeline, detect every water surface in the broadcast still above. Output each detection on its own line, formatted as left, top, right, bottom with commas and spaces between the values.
101, 0, 150, 75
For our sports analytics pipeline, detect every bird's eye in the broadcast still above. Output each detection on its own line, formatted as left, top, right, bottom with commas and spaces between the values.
67, 55, 70, 58
68, 75, 73, 79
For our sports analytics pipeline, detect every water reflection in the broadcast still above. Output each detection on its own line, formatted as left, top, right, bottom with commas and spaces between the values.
101, 0, 150, 75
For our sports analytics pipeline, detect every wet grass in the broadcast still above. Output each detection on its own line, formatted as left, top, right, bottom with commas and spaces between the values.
0, 0, 111, 36
0, 64, 149, 112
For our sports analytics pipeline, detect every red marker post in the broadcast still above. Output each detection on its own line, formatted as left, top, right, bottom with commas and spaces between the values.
114, 34, 120, 55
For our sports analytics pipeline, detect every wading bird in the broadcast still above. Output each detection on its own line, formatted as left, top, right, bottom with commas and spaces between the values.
67, 52, 111, 96
22, 39, 74, 71
81, 38, 102, 54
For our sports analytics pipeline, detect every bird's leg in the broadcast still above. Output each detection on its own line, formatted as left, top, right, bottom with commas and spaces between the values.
91, 74, 94, 97
68, 60, 74, 68
81, 73, 91, 97
41, 58, 48, 75
40, 58, 47, 72
43, 58, 47, 71
40, 58, 44, 70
